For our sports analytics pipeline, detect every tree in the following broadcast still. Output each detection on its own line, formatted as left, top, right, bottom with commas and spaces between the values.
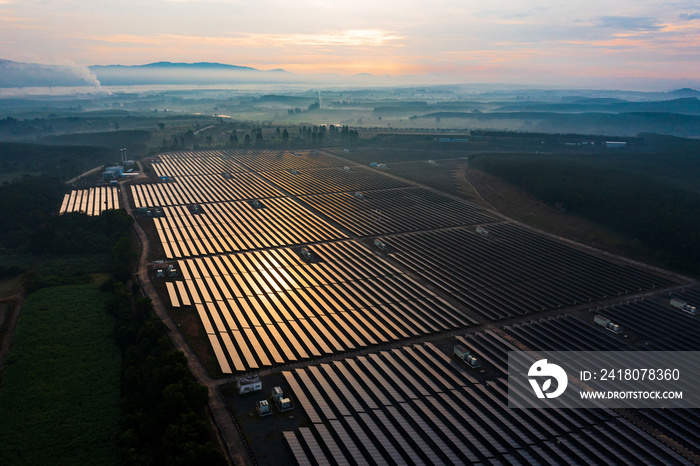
158, 123, 165, 131
243, 134, 251, 145
282, 128, 289, 142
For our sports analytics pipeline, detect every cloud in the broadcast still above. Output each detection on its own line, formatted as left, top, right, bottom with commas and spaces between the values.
0, 61, 100, 87
88, 30, 404, 49
679, 12, 700, 20
597, 16, 663, 31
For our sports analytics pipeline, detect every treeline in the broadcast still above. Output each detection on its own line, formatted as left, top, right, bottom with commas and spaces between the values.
0, 142, 115, 177
470, 153, 700, 275
0, 169, 225, 462
105, 222, 225, 464
105, 280, 225, 465
0, 176, 133, 255
0, 175, 137, 287
155, 121, 360, 153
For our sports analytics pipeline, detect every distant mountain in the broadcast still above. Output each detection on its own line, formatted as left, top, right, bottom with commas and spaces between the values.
90, 61, 289, 86
92, 61, 259, 71
492, 97, 700, 115
0, 59, 99, 88
666, 88, 700, 98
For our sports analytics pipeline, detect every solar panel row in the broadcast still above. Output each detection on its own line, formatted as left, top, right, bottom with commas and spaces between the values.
167, 241, 474, 372
389, 223, 677, 320
59, 187, 120, 215
284, 336, 691, 465
130, 173, 281, 207
151, 199, 347, 258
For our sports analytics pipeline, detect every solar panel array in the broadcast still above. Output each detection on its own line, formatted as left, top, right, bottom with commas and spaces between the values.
282, 335, 690, 465
131, 173, 282, 208
166, 241, 475, 373
388, 223, 677, 320
259, 167, 412, 196
132, 150, 697, 464
228, 149, 350, 172
502, 309, 700, 461
153, 199, 346, 258
153, 150, 247, 176
59, 187, 120, 215
300, 187, 497, 236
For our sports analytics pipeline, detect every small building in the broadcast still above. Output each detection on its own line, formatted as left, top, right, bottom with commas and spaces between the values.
167, 264, 178, 277
188, 204, 205, 215
594, 315, 622, 333
476, 226, 490, 237
236, 375, 262, 395
373, 238, 389, 251
103, 166, 123, 180
353, 191, 365, 200
670, 298, 698, 315
249, 199, 265, 209
272, 386, 294, 412
300, 246, 316, 262
605, 141, 627, 148
256, 400, 272, 417
454, 344, 480, 368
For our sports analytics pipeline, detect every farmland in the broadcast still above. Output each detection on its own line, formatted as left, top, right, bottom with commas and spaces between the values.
0, 284, 120, 466
117, 147, 700, 464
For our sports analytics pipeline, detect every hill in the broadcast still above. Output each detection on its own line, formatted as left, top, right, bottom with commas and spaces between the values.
90, 62, 288, 85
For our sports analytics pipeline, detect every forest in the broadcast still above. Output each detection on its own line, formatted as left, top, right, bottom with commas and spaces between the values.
470, 149, 700, 275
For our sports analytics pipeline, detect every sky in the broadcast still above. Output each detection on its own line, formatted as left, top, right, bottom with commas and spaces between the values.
1, 0, 700, 89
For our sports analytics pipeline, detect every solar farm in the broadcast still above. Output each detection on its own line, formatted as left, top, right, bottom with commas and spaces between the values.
123, 149, 699, 465
59, 186, 120, 215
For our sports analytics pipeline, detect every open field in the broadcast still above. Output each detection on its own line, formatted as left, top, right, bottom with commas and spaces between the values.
0, 284, 120, 466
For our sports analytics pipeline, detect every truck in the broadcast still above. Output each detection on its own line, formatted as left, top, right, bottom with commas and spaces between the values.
670, 298, 698, 315
594, 315, 622, 333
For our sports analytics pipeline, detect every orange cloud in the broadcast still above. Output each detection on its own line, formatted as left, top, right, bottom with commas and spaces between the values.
87, 30, 404, 49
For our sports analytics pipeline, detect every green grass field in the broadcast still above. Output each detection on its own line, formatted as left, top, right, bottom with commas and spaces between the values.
0, 284, 120, 465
